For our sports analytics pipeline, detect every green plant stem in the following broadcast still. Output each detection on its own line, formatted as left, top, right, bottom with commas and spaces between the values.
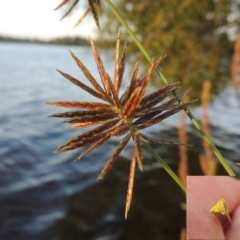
105, 0, 236, 177
141, 139, 186, 192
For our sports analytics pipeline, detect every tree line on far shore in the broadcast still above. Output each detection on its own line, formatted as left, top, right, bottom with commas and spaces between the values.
0, 35, 91, 46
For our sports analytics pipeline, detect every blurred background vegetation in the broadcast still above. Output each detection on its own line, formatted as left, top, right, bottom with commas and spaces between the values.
99, 0, 240, 101
58, 0, 240, 102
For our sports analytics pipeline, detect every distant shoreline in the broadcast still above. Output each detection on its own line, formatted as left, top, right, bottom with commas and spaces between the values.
0, 35, 90, 46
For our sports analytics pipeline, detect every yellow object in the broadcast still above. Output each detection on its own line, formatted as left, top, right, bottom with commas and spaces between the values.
210, 199, 228, 215
210, 199, 231, 230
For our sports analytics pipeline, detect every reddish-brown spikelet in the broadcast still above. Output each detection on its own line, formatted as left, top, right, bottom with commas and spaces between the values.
47, 32, 194, 218
55, 119, 120, 153
98, 134, 131, 180
46, 101, 110, 109
90, 38, 112, 95
114, 30, 121, 93
48, 108, 115, 118
69, 118, 117, 130
122, 85, 142, 119
75, 131, 112, 161
62, 112, 116, 123
124, 61, 139, 101
125, 150, 136, 219
133, 130, 143, 171
73, 7, 91, 29
54, 0, 101, 28
88, 0, 101, 28
69, 50, 106, 98
69, 121, 103, 129
115, 43, 127, 94
53, 0, 69, 10
56, 69, 104, 100
60, 0, 79, 20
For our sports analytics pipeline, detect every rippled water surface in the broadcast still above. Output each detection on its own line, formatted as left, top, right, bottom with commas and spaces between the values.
0, 42, 239, 240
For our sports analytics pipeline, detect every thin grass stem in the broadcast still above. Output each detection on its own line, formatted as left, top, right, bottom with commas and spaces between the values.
141, 138, 186, 192
105, 0, 236, 177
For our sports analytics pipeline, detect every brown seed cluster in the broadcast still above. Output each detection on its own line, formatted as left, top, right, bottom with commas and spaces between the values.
54, 0, 101, 28
46, 31, 193, 218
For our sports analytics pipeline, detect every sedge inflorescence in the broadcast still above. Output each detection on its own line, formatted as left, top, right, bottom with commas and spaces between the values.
46, 32, 193, 218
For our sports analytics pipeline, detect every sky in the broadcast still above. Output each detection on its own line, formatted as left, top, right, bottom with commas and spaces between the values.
0, 1, 97, 40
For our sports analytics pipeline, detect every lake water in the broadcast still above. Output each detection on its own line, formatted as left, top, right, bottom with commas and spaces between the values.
0, 42, 239, 240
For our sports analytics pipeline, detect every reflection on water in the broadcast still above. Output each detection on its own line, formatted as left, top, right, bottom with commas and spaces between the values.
50, 156, 185, 240
199, 80, 217, 175
231, 32, 240, 102
0, 42, 240, 239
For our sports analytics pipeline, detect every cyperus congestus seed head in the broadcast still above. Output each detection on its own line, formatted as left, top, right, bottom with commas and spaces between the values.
46, 31, 194, 218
